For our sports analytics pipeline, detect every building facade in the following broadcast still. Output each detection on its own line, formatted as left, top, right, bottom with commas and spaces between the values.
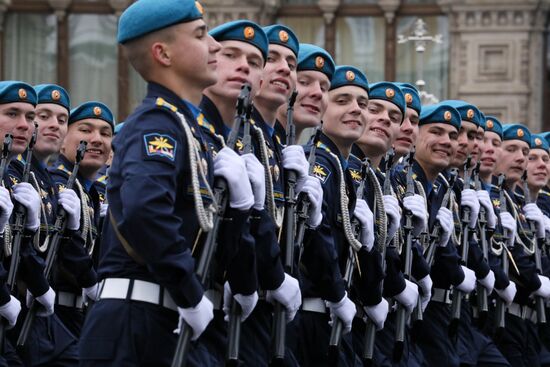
1, 0, 549, 131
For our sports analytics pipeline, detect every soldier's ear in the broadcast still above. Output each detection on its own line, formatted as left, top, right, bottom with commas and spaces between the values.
151, 42, 171, 67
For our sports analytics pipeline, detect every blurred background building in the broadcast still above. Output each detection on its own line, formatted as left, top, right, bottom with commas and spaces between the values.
1, 0, 549, 131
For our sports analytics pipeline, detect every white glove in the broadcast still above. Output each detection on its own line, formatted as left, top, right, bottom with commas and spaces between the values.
533, 275, 550, 299
403, 194, 428, 237
282, 145, 309, 188
353, 199, 374, 251
266, 273, 302, 322
213, 147, 254, 211
394, 279, 419, 314
222, 282, 258, 322
12, 182, 41, 231
455, 266, 476, 293
241, 153, 266, 211
478, 270, 495, 295
477, 190, 497, 229
326, 292, 356, 335
416, 275, 433, 312
524, 203, 546, 239
461, 189, 480, 229
544, 216, 550, 238
495, 281, 517, 306
174, 295, 214, 341
58, 189, 81, 231
27, 287, 55, 317
364, 298, 389, 331
435, 207, 453, 247
0, 187, 13, 233
499, 212, 516, 245
383, 195, 400, 241
100, 203, 108, 218
82, 283, 100, 302
299, 176, 323, 228
0, 295, 21, 329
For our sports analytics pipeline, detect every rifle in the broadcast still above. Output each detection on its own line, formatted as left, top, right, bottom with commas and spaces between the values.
17, 141, 87, 348
6, 126, 37, 292
522, 171, 546, 324
171, 83, 252, 367
0, 134, 12, 354
424, 168, 459, 267
495, 174, 508, 331
270, 90, 298, 366
328, 158, 369, 363
449, 156, 473, 338
226, 90, 254, 367
473, 162, 489, 324
393, 149, 416, 361
294, 127, 323, 266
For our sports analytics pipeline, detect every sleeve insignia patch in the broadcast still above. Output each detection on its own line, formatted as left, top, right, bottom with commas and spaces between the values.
312, 162, 331, 184
143, 133, 177, 161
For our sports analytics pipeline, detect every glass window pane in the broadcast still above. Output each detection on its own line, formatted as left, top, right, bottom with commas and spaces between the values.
281, 0, 317, 4
276, 17, 325, 47
69, 14, 118, 116
342, 0, 377, 3
4, 13, 57, 84
129, 67, 147, 114
335, 17, 385, 82
403, 0, 437, 3
396, 16, 449, 100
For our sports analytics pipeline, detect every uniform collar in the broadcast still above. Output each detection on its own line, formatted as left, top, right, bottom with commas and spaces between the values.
199, 95, 230, 138
147, 82, 196, 119
351, 144, 366, 161
319, 132, 348, 169
412, 161, 433, 195
251, 109, 275, 138
55, 154, 93, 192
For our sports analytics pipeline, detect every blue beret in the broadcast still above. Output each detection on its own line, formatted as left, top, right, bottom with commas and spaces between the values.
368, 82, 406, 121
531, 133, 550, 151
69, 101, 115, 131
0, 81, 37, 107
117, 0, 204, 44
444, 100, 483, 128
540, 132, 550, 147
34, 84, 70, 113
419, 102, 461, 131
297, 43, 335, 80
210, 20, 268, 62
395, 83, 421, 115
502, 124, 531, 145
330, 66, 369, 94
114, 122, 125, 135
484, 116, 503, 139
262, 24, 299, 57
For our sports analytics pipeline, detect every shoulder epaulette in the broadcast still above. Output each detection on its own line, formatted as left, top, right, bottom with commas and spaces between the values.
15, 154, 25, 165
96, 175, 107, 184
197, 113, 215, 135
56, 164, 71, 176
155, 97, 178, 113
316, 141, 331, 153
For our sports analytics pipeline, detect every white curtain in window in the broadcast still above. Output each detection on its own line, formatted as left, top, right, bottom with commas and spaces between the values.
4, 13, 57, 84
335, 17, 386, 83
69, 14, 118, 116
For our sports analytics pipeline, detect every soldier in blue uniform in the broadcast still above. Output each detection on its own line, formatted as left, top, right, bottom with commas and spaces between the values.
78, 1, 257, 366
0, 81, 57, 366
491, 124, 550, 367
8, 84, 86, 366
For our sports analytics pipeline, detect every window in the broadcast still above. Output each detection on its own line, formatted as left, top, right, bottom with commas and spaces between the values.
395, 16, 449, 99
129, 67, 147, 114
276, 17, 325, 47
69, 14, 118, 115
335, 17, 385, 83
4, 13, 57, 85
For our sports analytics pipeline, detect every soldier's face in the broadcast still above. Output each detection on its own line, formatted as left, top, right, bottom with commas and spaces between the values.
206, 40, 264, 101
356, 99, 402, 155
471, 126, 484, 166
291, 71, 329, 130
255, 44, 297, 108
323, 85, 368, 147
61, 118, 112, 176
0, 102, 35, 155
416, 123, 458, 172
527, 149, 549, 190
494, 140, 529, 184
479, 131, 502, 177
169, 19, 221, 90
394, 108, 419, 157
34, 103, 68, 158
451, 120, 477, 168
